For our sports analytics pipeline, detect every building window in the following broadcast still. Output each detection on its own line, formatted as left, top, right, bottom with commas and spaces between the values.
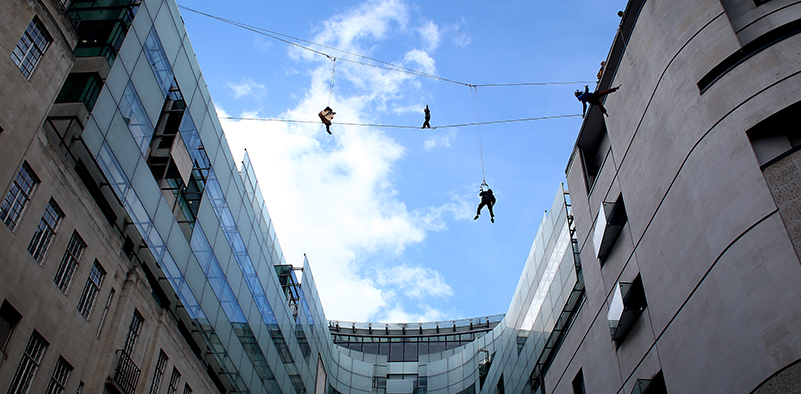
166, 367, 181, 394
10, 17, 52, 79
182, 384, 192, 394
149, 350, 168, 394
45, 356, 73, 394
0, 301, 23, 352
572, 369, 586, 394
0, 162, 39, 231
76, 261, 105, 318
8, 331, 49, 394
28, 199, 64, 263
53, 231, 86, 293
592, 194, 628, 263
608, 274, 648, 347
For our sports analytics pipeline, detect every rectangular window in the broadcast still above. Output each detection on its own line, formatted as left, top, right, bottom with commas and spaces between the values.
10, 17, 52, 79
53, 231, 86, 293
123, 310, 144, 355
45, 356, 72, 394
0, 162, 39, 231
149, 350, 168, 394
167, 367, 181, 394
28, 199, 64, 263
572, 369, 586, 394
8, 331, 49, 394
0, 301, 23, 352
76, 261, 105, 318
182, 384, 192, 394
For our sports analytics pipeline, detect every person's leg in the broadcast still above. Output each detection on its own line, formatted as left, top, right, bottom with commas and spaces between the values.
488, 204, 494, 223
475, 202, 485, 219
597, 102, 608, 116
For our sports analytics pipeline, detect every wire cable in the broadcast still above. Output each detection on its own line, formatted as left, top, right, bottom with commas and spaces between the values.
177, 4, 596, 89
220, 114, 582, 129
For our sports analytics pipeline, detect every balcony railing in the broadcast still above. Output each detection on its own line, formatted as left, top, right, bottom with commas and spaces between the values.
113, 350, 140, 394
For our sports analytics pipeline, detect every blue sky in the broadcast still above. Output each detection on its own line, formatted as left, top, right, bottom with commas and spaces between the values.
179, 0, 627, 322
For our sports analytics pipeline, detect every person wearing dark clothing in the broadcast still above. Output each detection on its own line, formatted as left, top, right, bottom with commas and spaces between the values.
319, 107, 336, 134
474, 188, 496, 223
422, 105, 431, 129
575, 84, 620, 117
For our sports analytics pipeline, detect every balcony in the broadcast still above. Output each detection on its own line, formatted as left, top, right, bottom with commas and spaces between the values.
109, 350, 140, 394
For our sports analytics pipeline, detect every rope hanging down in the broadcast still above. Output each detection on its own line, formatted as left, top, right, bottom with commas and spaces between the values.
328, 57, 336, 105
470, 85, 486, 183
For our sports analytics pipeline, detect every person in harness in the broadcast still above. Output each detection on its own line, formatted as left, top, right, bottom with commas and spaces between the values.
319, 107, 336, 134
474, 184, 496, 223
422, 105, 432, 129
575, 84, 620, 118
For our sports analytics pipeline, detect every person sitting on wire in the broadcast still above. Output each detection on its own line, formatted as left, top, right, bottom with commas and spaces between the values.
319, 106, 336, 134
575, 84, 620, 118
422, 105, 432, 129
474, 185, 496, 223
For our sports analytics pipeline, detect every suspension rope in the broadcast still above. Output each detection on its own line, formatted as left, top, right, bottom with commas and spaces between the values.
469, 85, 486, 183
178, 4, 596, 89
220, 114, 581, 128
328, 57, 336, 105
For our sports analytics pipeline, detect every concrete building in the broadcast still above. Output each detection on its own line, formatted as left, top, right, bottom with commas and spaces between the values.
550, 0, 801, 393
1, 0, 800, 393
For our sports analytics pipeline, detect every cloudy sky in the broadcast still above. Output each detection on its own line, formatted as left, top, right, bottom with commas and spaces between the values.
179, 0, 627, 322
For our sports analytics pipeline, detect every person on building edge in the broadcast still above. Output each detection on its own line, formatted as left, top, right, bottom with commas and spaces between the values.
474, 186, 496, 223
575, 84, 620, 117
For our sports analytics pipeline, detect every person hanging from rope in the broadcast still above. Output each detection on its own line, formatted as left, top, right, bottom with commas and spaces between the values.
575, 84, 620, 118
422, 105, 432, 129
319, 106, 336, 134
474, 183, 496, 223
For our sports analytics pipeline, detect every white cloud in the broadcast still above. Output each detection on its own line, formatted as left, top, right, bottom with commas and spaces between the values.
404, 49, 436, 74
227, 78, 266, 100
417, 21, 440, 52
376, 265, 454, 299
444, 18, 471, 48
423, 128, 456, 150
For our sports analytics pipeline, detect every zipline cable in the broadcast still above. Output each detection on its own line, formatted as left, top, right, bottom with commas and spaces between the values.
220, 114, 581, 129
177, 4, 597, 89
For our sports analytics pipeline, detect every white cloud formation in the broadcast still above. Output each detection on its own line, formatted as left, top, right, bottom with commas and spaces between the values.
417, 21, 440, 52
376, 265, 454, 299
227, 78, 266, 100
423, 128, 456, 150
443, 18, 471, 48
404, 49, 436, 74
219, 0, 468, 322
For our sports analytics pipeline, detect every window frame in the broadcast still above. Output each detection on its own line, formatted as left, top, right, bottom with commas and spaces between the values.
7, 330, 49, 394
53, 231, 86, 293
0, 162, 40, 231
27, 199, 64, 263
44, 356, 73, 394
10, 17, 52, 79
76, 260, 106, 318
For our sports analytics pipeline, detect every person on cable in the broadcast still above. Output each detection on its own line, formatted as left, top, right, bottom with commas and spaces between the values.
575, 84, 620, 118
422, 105, 432, 129
474, 185, 496, 223
319, 106, 336, 134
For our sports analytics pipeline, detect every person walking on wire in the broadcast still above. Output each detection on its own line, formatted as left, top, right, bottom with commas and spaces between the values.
575, 84, 620, 118
474, 186, 496, 223
422, 105, 432, 129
